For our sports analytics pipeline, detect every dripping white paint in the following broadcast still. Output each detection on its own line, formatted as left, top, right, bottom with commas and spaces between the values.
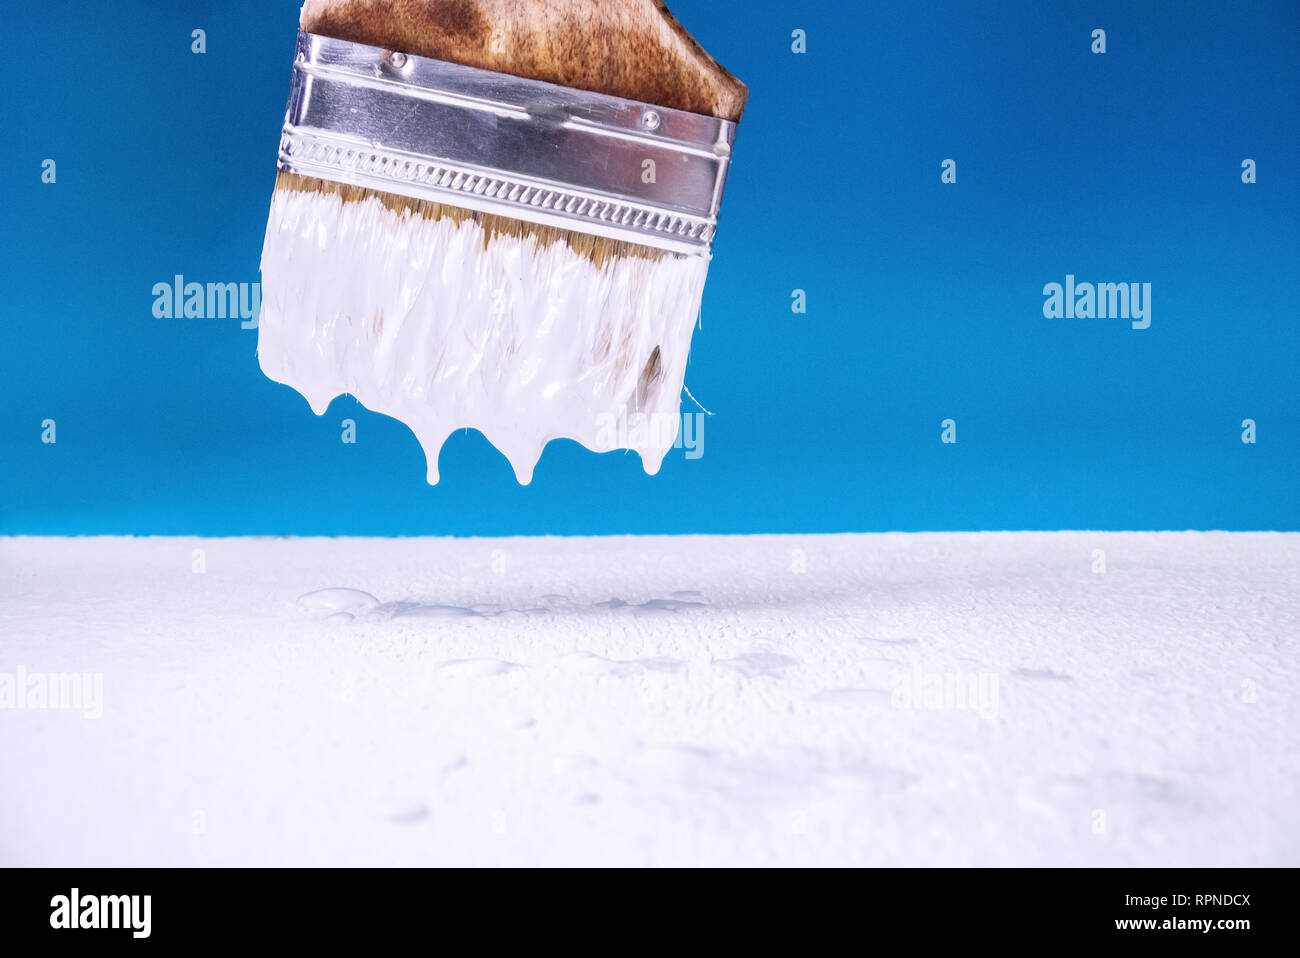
258, 188, 709, 484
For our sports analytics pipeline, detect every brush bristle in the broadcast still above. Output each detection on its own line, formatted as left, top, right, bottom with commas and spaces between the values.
274, 171, 665, 269
259, 172, 709, 484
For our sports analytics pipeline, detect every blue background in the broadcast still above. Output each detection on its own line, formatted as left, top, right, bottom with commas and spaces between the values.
2, 0, 1297, 535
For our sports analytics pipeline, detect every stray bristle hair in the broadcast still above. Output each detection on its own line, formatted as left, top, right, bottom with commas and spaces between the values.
273, 171, 666, 269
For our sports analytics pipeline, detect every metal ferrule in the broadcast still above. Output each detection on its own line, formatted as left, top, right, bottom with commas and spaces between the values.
277, 32, 737, 257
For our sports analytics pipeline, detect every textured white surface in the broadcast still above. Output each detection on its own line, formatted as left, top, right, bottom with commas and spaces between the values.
259, 189, 710, 484
1, 532, 1296, 867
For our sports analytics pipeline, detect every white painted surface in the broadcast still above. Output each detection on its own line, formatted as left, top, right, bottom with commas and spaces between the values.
1, 532, 1295, 866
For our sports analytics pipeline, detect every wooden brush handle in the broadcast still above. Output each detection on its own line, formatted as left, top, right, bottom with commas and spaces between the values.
300, 0, 746, 120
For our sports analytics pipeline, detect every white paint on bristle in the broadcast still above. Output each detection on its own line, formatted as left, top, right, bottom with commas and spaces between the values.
258, 188, 709, 484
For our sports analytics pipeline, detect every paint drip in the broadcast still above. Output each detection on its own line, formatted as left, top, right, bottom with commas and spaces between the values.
257, 188, 709, 484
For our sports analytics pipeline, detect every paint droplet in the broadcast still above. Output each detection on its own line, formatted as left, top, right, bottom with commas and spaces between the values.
438, 658, 518, 677
371, 798, 429, 824
297, 587, 379, 614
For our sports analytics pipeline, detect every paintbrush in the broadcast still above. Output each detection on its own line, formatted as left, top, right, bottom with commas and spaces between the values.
258, 0, 746, 483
